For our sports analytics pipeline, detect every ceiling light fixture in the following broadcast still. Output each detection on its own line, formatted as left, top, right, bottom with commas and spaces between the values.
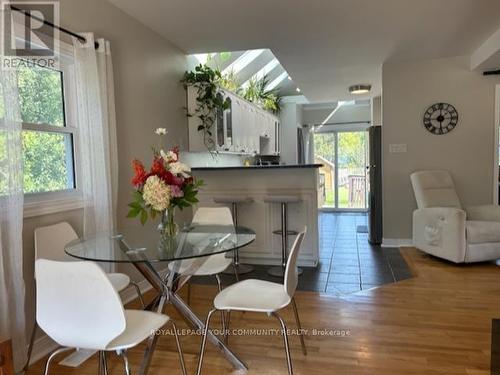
349, 84, 371, 95
296, 87, 301, 93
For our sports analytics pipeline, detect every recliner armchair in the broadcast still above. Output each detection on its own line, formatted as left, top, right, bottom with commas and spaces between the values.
411, 170, 500, 263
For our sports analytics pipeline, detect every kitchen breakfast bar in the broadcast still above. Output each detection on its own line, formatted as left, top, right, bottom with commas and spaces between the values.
191, 164, 321, 267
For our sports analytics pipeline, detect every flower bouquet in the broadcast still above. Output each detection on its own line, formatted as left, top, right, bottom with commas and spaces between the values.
127, 128, 203, 236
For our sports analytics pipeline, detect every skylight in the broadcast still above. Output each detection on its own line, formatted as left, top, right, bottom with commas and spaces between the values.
242, 58, 280, 87
193, 53, 209, 64
222, 49, 265, 75
266, 71, 289, 90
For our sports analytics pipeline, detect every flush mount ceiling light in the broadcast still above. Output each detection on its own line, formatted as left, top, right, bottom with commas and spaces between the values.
349, 84, 371, 95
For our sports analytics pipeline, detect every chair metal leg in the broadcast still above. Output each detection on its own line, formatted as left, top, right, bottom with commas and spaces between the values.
232, 263, 240, 282
23, 321, 38, 370
272, 312, 293, 375
215, 274, 226, 335
119, 350, 131, 375
43, 347, 73, 375
291, 297, 307, 355
170, 320, 187, 375
131, 281, 145, 309
224, 310, 231, 345
196, 309, 217, 375
98, 351, 108, 375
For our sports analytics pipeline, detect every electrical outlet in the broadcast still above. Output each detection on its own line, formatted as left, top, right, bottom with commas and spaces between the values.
389, 144, 407, 153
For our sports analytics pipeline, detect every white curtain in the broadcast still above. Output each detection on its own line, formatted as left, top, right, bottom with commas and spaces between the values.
72, 33, 118, 238
0, 54, 26, 371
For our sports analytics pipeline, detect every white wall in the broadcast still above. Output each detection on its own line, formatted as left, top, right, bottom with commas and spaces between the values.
371, 96, 382, 126
279, 100, 302, 164
382, 55, 500, 240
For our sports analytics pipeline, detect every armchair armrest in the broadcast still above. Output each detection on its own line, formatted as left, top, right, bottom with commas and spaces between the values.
413, 207, 466, 263
466, 205, 500, 222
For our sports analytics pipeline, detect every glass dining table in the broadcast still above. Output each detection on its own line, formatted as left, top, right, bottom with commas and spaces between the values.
65, 223, 256, 374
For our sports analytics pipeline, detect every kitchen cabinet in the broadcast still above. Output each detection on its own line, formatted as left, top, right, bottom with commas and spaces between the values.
187, 86, 280, 154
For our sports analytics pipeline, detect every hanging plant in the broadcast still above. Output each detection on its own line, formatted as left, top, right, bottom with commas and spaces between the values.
181, 64, 230, 151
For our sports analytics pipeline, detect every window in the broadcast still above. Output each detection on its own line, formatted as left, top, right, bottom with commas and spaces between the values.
1, 56, 77, 197
0, 42, 81, 215
18, 63, 76, 194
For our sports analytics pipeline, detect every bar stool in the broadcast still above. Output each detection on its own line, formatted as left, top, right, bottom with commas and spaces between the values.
213, 196, 254, 275
264, 195, 303, 278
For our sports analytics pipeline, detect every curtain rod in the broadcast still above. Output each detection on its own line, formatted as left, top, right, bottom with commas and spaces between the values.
10, 5, 99, 49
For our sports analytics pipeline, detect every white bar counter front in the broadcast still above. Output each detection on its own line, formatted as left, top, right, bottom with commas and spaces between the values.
191, 164, 321, 267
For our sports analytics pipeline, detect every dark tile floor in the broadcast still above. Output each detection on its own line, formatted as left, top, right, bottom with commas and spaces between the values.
192, 212, 413, 296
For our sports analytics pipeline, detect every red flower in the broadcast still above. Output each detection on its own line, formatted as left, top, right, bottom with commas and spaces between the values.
150, 157, 166, 176
131, 159, 148, 187
150, 157, 184, 186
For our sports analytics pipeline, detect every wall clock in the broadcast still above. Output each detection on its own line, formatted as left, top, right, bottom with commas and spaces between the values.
423, 103, 458, 135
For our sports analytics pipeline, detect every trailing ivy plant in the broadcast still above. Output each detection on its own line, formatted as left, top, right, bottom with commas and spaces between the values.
181, 64, 230, 151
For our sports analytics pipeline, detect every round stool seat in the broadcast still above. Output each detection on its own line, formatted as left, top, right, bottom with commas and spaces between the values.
213, 196, 254, 204
263, 195, 301, 204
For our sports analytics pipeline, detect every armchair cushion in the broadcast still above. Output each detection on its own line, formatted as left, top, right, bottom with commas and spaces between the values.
410, 170, 462, 209
466, 205, 500, 222
466, 220, 500, 244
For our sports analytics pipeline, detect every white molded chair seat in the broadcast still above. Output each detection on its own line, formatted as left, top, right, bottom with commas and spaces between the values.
168, 207, 236, 278
105, 310, 168, 351
171, 253, 232, 276
36, 259, 186, 375
197, 228, 308, 375
107, 273, 131, 292
214, 279, 291, 312
25, 222, 146, 372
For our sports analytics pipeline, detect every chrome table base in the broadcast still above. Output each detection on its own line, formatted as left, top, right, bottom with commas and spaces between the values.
133, 260, 247, 374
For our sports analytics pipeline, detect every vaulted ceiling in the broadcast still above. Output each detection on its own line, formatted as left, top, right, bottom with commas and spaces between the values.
109, 0, 500, 102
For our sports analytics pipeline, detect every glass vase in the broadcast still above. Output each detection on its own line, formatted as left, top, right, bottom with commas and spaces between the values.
158, 208, 178, 237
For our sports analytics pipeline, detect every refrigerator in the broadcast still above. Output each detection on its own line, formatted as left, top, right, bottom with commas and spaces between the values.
368, 126, 383, 244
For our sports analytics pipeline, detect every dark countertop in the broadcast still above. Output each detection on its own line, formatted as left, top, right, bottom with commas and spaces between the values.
192, 163, 323, 171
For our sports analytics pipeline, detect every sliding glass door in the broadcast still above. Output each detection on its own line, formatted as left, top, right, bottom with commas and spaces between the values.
314, 130, 369, 210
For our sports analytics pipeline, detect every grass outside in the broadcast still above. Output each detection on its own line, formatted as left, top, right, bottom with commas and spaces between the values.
324, 187, 349, 207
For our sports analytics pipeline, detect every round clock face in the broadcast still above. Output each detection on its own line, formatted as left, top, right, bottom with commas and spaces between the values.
423, 103, 458, 135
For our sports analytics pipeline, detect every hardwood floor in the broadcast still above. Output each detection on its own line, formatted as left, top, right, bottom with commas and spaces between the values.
28, 248, 500, 374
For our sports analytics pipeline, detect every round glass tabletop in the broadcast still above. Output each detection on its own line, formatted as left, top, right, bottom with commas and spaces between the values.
65, 224, 256, 263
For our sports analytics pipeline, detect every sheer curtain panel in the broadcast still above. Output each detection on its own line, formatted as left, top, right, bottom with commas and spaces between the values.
0, 54, 27, 372
72, 33, 118, 238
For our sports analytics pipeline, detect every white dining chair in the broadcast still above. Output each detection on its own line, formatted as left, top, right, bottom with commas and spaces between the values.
25, 222, 145, 370
168, 207, 238, 333
196, 228, 308, 375
36, 259, 186, 375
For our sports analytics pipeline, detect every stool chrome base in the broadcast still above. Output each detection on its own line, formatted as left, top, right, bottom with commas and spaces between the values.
267, 266, 303, 278
223, 263, 254, 275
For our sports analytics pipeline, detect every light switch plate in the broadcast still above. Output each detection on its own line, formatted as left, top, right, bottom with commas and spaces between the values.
389, 144, 407, 153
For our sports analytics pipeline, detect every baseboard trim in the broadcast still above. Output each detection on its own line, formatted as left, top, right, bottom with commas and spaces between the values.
28, 275, 156, 367
382, 238, 413, 248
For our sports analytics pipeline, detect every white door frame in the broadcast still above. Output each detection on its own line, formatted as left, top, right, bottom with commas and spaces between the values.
316, 127, 370, 212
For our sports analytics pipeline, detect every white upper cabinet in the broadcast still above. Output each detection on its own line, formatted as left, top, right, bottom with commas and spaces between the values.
187, 86, 280, 154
